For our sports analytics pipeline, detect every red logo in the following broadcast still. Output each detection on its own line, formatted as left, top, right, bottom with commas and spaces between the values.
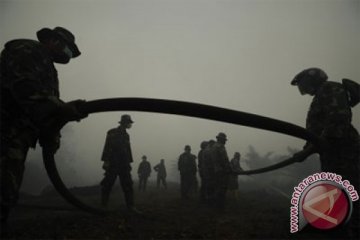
301, 183, 350, 230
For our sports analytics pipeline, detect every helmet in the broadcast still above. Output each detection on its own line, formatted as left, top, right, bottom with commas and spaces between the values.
291, 68, 328, 95
119, 114, 134, 124
184, 145, 191, 151
216, 132, 227, 141
142, 155, 147, 159
291, 68, 328, 86
37, 27, 81, 58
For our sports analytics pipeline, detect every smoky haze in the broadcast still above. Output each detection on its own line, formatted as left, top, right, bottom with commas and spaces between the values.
1, 0, 359, 195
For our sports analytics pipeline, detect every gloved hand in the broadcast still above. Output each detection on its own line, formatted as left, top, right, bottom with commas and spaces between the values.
39, 132, 61, 154
59, 100, 88, 122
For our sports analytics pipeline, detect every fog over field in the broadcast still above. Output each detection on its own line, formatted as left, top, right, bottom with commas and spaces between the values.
1, 0, 358, 194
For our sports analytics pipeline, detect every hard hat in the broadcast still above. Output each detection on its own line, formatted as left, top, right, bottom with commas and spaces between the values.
291, 68, 328, 86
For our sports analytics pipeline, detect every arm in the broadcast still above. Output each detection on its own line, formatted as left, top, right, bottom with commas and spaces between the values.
154, 164, 159, 172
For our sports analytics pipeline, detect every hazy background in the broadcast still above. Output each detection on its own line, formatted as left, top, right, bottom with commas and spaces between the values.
1, 0, 359, 195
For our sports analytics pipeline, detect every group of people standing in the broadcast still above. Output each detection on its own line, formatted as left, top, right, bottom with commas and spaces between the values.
137, 156, 167, 191
100, 114, 243, 214
178, 133, 243, 211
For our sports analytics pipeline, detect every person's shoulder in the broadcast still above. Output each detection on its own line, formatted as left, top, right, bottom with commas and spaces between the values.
319, 81, 342, 92
4, 39, 42, 52
107, 127, 117, 133
107, 127, 122, 135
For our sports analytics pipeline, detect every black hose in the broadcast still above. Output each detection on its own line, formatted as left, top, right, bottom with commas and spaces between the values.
43, 97, 322, 214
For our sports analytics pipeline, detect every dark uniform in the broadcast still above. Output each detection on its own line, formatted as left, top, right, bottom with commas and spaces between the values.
0, 27, 84, 229
154, 159, 167, 189
210, 133, 230, 210
137, 156, 151, 191
201, 140, 216, 203
198, 141, 208, 202
292, 68, 359, 237
178, 145, 197, 199
100, 115, 135, 209
228, 153, 243, 191
306, 81, 359, 186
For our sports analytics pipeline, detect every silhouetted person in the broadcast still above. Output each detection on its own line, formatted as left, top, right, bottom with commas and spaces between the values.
202, 139, 216, 204
154, 159, 167, 189
100, 114, 141, 214
228, 152, 243, 200
178, 145, 197, 199
0, 27, 87, 234
198, 141, 209, 203
210, 133, 230, 211
137, 155, 151, 192
291, 68, 359, 237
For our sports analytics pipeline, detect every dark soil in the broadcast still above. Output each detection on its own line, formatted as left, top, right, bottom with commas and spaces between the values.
1, 182, 356, 239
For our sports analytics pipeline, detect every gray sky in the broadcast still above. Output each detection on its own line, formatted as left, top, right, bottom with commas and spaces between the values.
1, 0, 359, 187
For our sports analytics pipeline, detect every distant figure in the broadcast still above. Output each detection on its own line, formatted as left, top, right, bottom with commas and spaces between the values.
202, 139, 216, 204
154, 159, 167, 189
210, 133, 231, 211
0, 27, 87, 231
178, 145, 197, 199
198, 141, 209, 203
291, 68, 359, 237
137, 155, 151, 192
100, 114, 140, 214
228, 152, 243, 200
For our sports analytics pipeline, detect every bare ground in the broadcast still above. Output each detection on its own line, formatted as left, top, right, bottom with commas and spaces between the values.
2, 181, 356, 239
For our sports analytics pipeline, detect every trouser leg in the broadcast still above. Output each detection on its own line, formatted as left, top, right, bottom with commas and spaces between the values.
214, 172, 228, 210
139, 177, 144, 191
1, 140, 28, 225
157, 176, 160, 188
100, 171, 117, 207
143, 177, 148, 191
119, 167, 134, 208
199, 178, 207, 202
162, 177, 167, 189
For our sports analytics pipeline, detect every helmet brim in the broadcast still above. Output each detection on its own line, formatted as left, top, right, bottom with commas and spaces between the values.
37, 28, 81, 58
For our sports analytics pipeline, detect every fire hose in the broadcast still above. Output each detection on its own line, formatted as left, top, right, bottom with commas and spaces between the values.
42, 98, 322, 214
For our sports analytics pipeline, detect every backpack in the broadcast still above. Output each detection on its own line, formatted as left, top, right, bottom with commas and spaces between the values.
342, 78, 360, 107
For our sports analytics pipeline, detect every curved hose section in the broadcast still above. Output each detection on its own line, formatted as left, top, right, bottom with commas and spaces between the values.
235, 144, 316, 175
79, 98, 321, 145
43, 148, 109, 214
43, 97, 321, 214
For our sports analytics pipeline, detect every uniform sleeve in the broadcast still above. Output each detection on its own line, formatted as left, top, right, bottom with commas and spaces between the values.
1, 42, 63, 127
101, 131, 112, 162
192, 155, 197, 173
307, 83, 352, 139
